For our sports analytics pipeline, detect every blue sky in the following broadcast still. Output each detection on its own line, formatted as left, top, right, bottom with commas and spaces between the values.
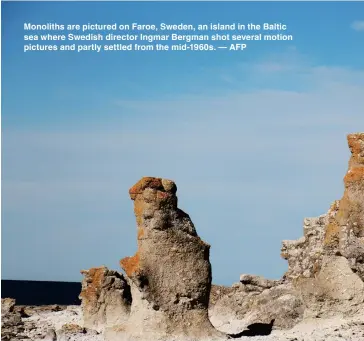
2, 1, 364, 285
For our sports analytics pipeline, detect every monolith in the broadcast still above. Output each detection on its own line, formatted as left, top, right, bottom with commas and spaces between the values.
105, 177, 225, 341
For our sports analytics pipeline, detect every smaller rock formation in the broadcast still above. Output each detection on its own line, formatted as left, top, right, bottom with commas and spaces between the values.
106, 177, 226, 341
234, 274, 282, 293
1, 298, 25, 340
209, 277, 304, 334
1, 298, 16, 316
43, 329, 57, 341
56, 323, 100, 341
79, 266, 131, 332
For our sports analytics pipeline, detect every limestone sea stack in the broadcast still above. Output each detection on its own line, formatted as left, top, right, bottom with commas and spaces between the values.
106, 177, 226, 341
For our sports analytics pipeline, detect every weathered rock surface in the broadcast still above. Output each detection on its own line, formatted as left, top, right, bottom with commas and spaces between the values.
210, 274, 303, 333
0, 301, 81, 341
1, 298, 25, 340
79, 266, 131, 332
3, 304, 103, 341
210, 133, 364, 335
106, 177, 226, 341
56, 323, 100, 341
3, 301, 364, 341
231, 274, 283, 294
281, 132, 364, 318
43, 329, 57, 341
209, 280, 304, 334
1, 298, 16, 316
209, 285, 236, 307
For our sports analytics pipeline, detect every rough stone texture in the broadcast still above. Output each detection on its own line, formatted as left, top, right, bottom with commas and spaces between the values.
281, 215, 327, 281
79, 266, 131, 332
209, 282, 304, 334
9, 305, 103, 341
107, 177, 225, 341
1, 298, 16, 316
1, 304, 77, 341
210, 133, 364, 335
292, 256, 364, 318
281, 133, 364, 317
335, 133, 364, 279
1, 298, 25, 340
209, 285, 236, 307
43, 329, 57, 341
2, 302, 363, 341
236, 274, 282, 293
56, 323, 100, 341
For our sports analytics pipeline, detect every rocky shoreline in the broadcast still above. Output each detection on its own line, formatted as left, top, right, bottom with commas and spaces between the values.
2, 133, 364, 341
2, 300, 364, 341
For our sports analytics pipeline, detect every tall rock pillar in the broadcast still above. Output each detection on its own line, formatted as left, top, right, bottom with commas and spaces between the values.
106, 177, 225, 341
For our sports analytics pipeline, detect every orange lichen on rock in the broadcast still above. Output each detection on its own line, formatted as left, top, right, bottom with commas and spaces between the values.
133, 200, 144, 216
133, 199, 145, 226
344, 167, 364, 184
79, 266, 131, 332
347, 133, 364, 164
282, 133, 364, 283
122, 177, 180, 279
120, 252, 140, 277
137, 226, 145, 239
129, 177, 164, 200
323, 133, 364, 246
323, 222, 341, 247
157, 191, 170, 200
322, 201, 341, 247
79, 267, 106, 303
344, 133, 364, 185
129, 177, 177, 201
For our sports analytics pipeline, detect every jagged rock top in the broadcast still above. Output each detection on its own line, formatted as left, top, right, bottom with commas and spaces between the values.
79, 266, 131, 304
79, 266, 131, 332
121, 177, 202, 278
347, 133, 364, 162
282, 133, 364, 274
129, 177, 177, 200
345, 133, 364, 186
280, 132, 364, 318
